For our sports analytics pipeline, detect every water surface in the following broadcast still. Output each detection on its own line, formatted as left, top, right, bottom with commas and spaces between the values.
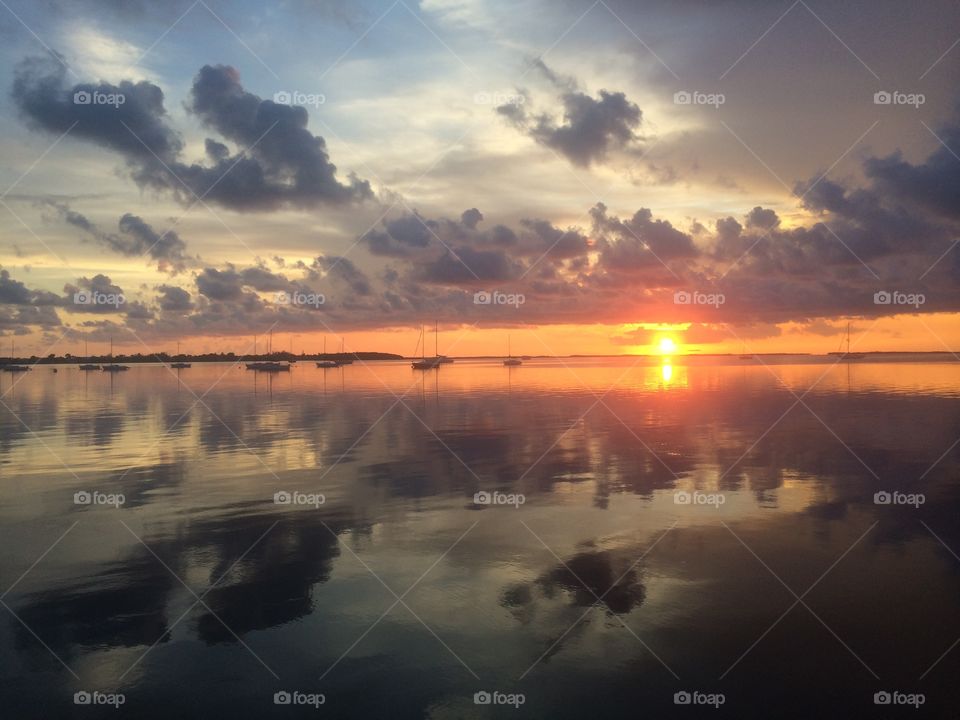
1, 357, 959, 717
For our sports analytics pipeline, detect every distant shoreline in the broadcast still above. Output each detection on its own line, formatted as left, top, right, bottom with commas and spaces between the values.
1, 350, 956, 365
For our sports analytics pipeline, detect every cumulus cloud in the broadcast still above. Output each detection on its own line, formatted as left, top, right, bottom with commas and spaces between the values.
499, 89, 643, 167
47, 202, 190, 273
13, 56, 372, 212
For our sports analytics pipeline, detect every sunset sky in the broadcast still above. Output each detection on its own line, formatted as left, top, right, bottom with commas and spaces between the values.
1, 0, 959, 357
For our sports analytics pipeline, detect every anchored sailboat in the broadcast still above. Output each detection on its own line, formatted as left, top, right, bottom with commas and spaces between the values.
171, 341, 191, 369
101, 338, 129, 372
503, 335, 522, 366
839, 322, 864, 361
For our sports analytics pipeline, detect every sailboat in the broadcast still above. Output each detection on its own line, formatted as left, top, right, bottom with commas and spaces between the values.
316, 337, 339, 368
430, 321, 453, 364
78, 340, 99, 370
257, 331, 290, 371
338, 337, 354, 365
101, 338, 129, 372
412, 326, 439, 369
503, 335, 522, 366
171, 341, 191, 369
739, 343, 753, 360
3, 338, 31, 372
839, 322, 865, 361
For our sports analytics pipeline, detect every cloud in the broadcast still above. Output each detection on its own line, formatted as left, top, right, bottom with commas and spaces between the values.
13, 57, 372, 212
157, 285, 194, 312
499, 89, 643, 167
49, 202, 190, 273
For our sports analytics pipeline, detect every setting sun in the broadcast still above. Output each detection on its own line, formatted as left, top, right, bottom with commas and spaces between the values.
658, 337, 677, 355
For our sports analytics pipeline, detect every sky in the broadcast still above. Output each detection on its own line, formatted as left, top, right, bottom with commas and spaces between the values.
1, 0, 959, 357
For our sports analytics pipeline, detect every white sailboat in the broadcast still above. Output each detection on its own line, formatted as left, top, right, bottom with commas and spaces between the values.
412, 325, 439, 369
78, 340, 99, 370
839, 322, 864, 361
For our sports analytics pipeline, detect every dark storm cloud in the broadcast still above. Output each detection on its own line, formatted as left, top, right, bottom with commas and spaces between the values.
499, 90, 643, 167
13, 58, 371, 212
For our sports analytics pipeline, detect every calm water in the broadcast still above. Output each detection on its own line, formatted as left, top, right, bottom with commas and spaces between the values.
1, 357, 959, 718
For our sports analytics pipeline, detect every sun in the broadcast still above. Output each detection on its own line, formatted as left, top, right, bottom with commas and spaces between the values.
658, 337, 677, 355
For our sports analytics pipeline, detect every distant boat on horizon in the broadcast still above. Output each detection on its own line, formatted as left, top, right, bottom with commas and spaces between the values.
170, 341, 191, 369
503, 335, 522, 366
739, 343, 753, 360
839, 322, 865, 361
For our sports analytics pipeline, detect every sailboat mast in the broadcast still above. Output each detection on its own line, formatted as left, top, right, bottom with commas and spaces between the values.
435, 320, 438, 357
